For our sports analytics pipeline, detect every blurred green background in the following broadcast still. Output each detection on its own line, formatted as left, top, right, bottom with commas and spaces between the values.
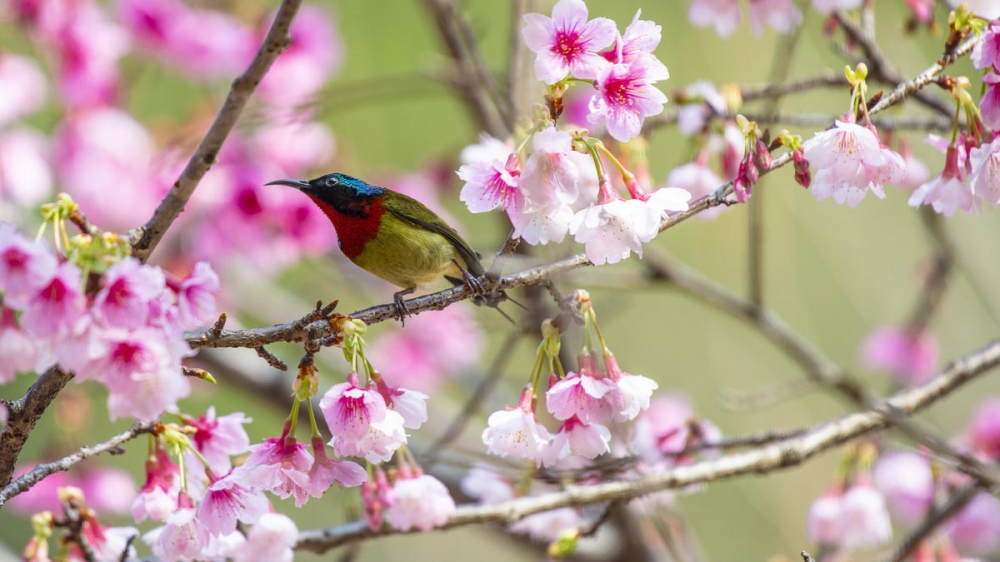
2, 1, 998, 561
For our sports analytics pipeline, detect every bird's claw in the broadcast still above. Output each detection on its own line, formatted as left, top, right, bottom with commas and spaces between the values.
392, 294, 410, 326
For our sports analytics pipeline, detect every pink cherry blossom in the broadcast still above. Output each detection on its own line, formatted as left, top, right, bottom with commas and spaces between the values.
587, 57, 669, 143
197, 474, 269, 536
970, 137, 1000, 206
666, 158, 725, 220
860, 325, 939, 385
95, 327, 192, 421
306, 437, 366, 499
174, 261, 221, 330
521, 0, 616, 84
6, 465, 74, 515
386, 473, 456, 531
167, 8, 256, 81
230, 513, 298, 562
515, 127, 581, 244
83, 521, 138, 562
980, 72, 1000, 130
369, 306, 485, 391
0, 54, 47, 127
972, 22, 1000, 70
747, 0, 802, 34
373, 378, 429, 430
873, 451, 933, 527
802, 121, 905, 207
461, 463, 516, 505
811, 0, 863, 14
688, 0, 741, 38
155, 495, 210, 562
482, 387, 552, 467
233, 433, 313, 507
258, 7, 342, 107
895, 140, 930, 191
319, 372, 389, 441
50, 2, 129, 109
92, 257, 165, 329
632, 394, 710, 465
0, 224, 58, 309
131, 446, 182, 522
330, 409, 407, 463
0, 307, 37, 383
20, 261, 86, 340
838, 484, 892, 550
947, 492, 1000, 554
545, 369, 617, 423
601, 10, 669, 78
0, 128, 54, 210
909, 144, 977, 216
967, 397, 1000, 458
510, 504, 582, 542
604, 351, 658, 422
807, 491, 843, 545
53, 108, 160, 231
458, 153, 523, 215
186, 407, 251, 474
546, 416, 611, 464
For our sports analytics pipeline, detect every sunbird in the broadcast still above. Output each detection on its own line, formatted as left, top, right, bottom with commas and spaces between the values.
266, 173, 516, 323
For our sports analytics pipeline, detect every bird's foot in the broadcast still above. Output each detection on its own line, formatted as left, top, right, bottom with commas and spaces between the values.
392, 288, 415, 326
453, 260, 489, 298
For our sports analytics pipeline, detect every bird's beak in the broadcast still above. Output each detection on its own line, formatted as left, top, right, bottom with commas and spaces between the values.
264, 179, 311, 191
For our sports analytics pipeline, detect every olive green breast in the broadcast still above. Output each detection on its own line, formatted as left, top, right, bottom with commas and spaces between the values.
350, 211, 468, 289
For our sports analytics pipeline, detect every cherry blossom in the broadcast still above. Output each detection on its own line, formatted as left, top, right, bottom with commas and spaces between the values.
232, 433, 314, 507
947, 492, 1000, 554
385, 472, 456, 531
257, 7, 342, 108
0, 54, 47, 127
20, 261, 86, 340
967, 397, 1000, 458
970, 137, 1000, 206
802, 121, 905, 207
458, 153, 523, 215
305, 437, 367, 498
972, 22, 1000, 71
0, 307, 37, 383
588, 56, 669, 143
860, 325, 939, 385
92, 257, 165, 329
482, 387, 552, 466
873, 451, 933, 527
665, 157, 726, 220
175, 261, 221, 330
0, 224, 58, 309
230, 513, 298, 562
545, 368, 617, 423
185, 407, 251, 474
545, 416, 611, 464
688, 0, 741, 38
197, 474, 269, 536
811, 0, 863, 14
747, 0, 802, 35
980, 72, 1000, 131
0, 128, 54, 211
521, 0, 616, 84
909, 144, 977, 216
838, 484, 892, 550
807, 490, 843, 545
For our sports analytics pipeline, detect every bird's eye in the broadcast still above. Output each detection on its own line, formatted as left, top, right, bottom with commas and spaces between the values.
325, 176, 339, 187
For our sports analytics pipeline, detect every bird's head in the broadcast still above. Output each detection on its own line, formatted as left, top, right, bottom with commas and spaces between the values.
266, 173, 385, 215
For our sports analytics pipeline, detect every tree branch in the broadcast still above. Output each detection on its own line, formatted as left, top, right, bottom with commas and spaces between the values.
0, 368, 74, 488
296, 337, 1000, 553
0, 422, 154, 507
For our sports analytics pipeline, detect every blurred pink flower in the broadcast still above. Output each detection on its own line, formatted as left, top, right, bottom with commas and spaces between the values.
79, 467, 136, 516
838, 484, 892, 550
230, 513, 298, 562
51, 2, 129, 109
369, 306, 484, 391
970, 137, 1000, 207
0, 54, 47, 127
947, 492, 1000, 555
665, 157, 726, 220
948, 0, 1000, 19
812, 0, 863, 14
0, 307, 38, 383
385, 472, 456, 531
5, 466, 73, 515
747, 0, 802, 35
53, 108, 160, 231
688, 0, 741, 38
174, 261, 221, 330
806, 490, 843, 545
461, 462, 516, 505
119, 0, 255, 81
873, 451, 933, 527
860, 325, 939, 385
0, 128, 54, 211
967, 397, 1000, 458
96, 327, 192, 421
258, 6, 343, 107
253, 116, 336, 177
972, 22, 1000, 70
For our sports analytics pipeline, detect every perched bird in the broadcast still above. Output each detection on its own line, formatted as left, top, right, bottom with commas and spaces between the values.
266, 173, 515, 323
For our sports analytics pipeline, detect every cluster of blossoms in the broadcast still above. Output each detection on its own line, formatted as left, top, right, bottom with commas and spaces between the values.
0, 0, 343, 276
0, 214, 218, 420
457, 0, 691, 265
464, 291, 721, 543
687, 0, 996, 38
806, 397, 1000, 558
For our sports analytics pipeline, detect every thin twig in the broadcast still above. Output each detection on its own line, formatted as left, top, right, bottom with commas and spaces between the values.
0, 422, 154, 506
296, 337, 1000, 552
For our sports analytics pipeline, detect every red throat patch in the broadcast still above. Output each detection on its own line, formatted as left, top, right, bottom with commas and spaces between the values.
308, 194, 386, 260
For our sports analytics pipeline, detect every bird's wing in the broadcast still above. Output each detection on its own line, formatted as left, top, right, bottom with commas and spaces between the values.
384, 193, 486, 277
